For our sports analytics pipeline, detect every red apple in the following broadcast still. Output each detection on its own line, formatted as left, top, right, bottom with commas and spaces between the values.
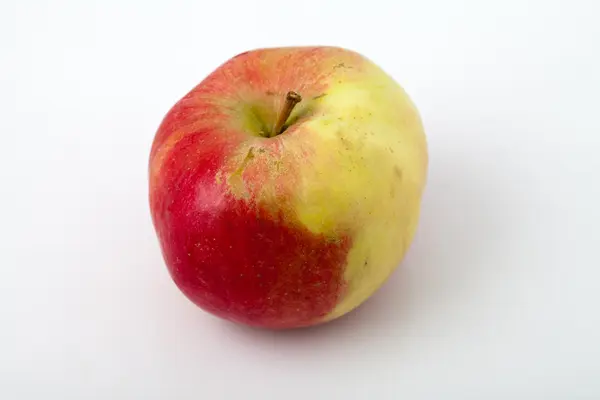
149, 46, 428, 329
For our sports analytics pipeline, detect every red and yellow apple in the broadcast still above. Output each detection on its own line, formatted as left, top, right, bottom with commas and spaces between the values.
149, 46, 428, 329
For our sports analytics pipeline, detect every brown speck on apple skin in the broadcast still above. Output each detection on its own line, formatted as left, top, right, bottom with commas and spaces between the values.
393, 166, 403, 180
339, 136, 353, 150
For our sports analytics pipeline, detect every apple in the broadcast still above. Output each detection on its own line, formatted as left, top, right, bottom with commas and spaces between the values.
149, 46, 428, 329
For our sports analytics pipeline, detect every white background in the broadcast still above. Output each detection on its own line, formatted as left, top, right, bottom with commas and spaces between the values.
2, 0, 600, 398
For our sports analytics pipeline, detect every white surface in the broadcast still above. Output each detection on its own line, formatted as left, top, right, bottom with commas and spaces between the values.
2, 0, 600, 398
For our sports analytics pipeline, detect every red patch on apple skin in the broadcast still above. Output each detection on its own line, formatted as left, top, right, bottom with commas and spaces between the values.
199, 47, 336, 97
150, 130, 351, 329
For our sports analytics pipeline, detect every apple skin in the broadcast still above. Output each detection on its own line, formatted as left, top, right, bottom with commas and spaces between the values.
149, 46, 427, 329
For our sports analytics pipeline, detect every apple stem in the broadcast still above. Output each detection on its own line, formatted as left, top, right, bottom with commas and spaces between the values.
271, 91, 302, 137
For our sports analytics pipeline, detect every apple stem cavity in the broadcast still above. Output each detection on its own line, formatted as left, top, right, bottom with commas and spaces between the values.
270, 91, 302, 137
